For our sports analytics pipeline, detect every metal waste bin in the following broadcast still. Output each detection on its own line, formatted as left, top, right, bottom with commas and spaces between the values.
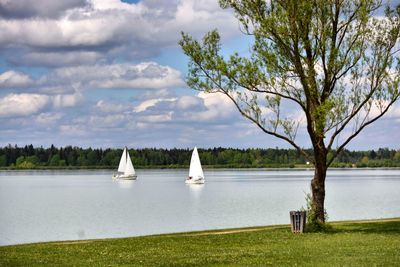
290, 211, 306, 233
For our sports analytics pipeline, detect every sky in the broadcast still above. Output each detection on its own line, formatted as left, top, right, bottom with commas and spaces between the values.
0, 0, 399, 150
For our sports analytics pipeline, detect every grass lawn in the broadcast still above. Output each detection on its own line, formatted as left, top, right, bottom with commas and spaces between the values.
1, 218, 399, 266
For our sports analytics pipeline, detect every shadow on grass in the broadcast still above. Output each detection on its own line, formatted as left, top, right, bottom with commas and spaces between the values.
319, 220, 400, 235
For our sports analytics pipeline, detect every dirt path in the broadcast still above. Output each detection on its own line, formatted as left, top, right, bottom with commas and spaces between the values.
182, 225, 285, 237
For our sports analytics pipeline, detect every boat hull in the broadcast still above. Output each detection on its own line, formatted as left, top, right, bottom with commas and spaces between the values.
112, 174, 137, 180
185, 177, 205, 184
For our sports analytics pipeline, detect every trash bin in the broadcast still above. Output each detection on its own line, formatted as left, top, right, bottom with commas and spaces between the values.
290, 211, 306, 233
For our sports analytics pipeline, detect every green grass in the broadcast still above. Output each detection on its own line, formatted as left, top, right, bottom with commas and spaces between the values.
1, 218, 399, 266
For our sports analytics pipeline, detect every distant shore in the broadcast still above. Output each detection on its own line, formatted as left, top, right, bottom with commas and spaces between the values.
2, 146, 400, 170
1, 165, 400, 171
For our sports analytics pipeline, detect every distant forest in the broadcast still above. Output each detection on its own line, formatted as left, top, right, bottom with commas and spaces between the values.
1, 144, 400, 169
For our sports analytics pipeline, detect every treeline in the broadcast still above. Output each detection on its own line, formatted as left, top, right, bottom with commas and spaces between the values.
0, 144, 400, 169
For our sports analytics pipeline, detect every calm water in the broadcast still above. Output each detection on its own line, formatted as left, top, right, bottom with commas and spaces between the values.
1, 169, 399, 245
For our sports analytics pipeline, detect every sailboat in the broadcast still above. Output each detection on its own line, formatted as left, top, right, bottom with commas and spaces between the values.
186, 147, 205, 184
112, 147, 137, 180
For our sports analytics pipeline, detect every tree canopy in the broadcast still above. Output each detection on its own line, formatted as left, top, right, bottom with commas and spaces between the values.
180, 0, 400, 225
2, 145, 400, 169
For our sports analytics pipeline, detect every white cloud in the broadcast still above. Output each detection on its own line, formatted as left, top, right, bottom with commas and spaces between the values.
0, 63, 184, 96
59, 124, 88, 136
0, 0, 88, 19
93, 63, 184, 89
96, 100, 130, 113
2, 1, 397, 150
175, 95, 202, 110
137, 88, 175, 100
52, 92, 83, 108
0, 92, 83, 118
42, 62, 184, 90
89, 114, 127, 127
91, 0, 139, 11
20, 51, 102, 67
132, 91, 236, 124
166, 0, 237, 39
0, 0, 238, 66
389, 104, 400, 120
38, 85, 78, 95
0, 20, 64, 47
35, 112, 63, 125
194, 91, 236, 121
140, 112, 173, 123
0, 93, 50, 117
2, 91, 398, 149
134, 97, 176, 112
0, 70, 33, 88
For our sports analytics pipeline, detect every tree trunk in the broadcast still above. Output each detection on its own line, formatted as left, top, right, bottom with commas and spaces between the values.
311, 145, 327, 223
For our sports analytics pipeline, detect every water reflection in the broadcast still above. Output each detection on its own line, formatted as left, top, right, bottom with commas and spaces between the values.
115, 180, 135, 189
187, 184, 204, 199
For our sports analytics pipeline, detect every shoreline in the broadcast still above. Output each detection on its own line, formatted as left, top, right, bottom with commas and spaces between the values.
2, 166, 400, 171
2, 217, 399, 247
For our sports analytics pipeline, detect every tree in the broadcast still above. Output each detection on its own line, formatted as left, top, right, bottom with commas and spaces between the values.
0, 155, 6, 167
87, 150, 99, 166
49, 154, 61, 166
394, 150, 400, 161
15, 155, 38, 169
180, 0, 400, 225
16, 156, 26, 167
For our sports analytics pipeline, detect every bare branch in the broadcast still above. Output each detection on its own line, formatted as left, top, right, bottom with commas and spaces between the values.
327, 94, 399, 166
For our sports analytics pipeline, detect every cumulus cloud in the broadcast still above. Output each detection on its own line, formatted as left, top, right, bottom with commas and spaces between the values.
41, 62, 184, 90
195, 92, 236, 121
132, 91, 236, 124
0, 92, 83, 117
175, 95, 203, 110
36, 91, 237, 143
0, 0, 88, 19
0, 18, 111, 48
52, 92, 83, 108
0, 70, 33, 88
38, 85, 79, 95
59, 124, 88, 136
1, 0, 396, 149
134, 98, 177, 112
2, 91, 398, 149
0, 93, 50, 117
136, 88, 175, 100
389, 104, 400, 120
96, 100, 131, 114
0, 0, 255, 148
0, 62, 184, 95
0, 0, 238, 66
140, 112, 173, 123
89, 113, 128, 128
35, 112, 63, 125
16, 51, 102, 67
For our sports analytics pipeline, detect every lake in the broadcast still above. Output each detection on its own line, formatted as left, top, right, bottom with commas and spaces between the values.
1, 168, 399, 246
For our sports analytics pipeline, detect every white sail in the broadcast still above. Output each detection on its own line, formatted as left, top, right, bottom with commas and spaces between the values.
124, 152, 136, 176
113, 147, 137, 180
117, 148, 127, 173
188, 147, 204, 180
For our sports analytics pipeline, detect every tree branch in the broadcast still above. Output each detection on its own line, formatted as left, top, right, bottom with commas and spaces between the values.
327, 94, 399, 166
